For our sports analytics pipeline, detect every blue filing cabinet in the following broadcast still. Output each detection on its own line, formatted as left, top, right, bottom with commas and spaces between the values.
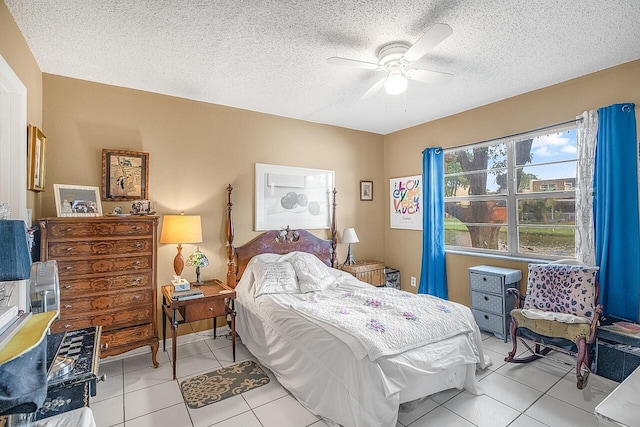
469, 265, 522, 342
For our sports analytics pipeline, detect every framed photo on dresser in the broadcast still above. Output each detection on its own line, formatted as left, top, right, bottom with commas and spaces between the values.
54, 184, 103, 217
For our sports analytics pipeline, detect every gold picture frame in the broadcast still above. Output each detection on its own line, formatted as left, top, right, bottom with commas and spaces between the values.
27, 124, 47, 192
101, 149, 149, 201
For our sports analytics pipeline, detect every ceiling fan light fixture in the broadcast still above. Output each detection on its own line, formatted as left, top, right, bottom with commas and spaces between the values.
384, 68, 408, 95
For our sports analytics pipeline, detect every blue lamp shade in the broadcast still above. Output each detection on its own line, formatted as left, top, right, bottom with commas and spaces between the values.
0, 220, 32, 281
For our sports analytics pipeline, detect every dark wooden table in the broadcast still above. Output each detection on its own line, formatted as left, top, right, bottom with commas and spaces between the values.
161, 279, 236, 379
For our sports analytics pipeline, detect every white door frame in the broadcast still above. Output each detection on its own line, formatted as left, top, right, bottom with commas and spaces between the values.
0, 53, 27, 222
0, 55, 29, 311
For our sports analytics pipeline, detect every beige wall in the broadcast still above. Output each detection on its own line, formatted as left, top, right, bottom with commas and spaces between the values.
384, 59, 640, 305
0, 2, 43, 216
42, 74, 386, 330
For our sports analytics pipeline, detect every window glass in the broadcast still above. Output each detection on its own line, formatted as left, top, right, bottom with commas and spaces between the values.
444, 128, 579, 258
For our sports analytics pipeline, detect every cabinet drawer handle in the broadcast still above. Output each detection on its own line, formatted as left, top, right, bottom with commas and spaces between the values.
484, 296, 489, 301
484, 314, 489, 320
64, 285, 73, 289
133, 295, 141, 300
64, 304, 72, 309
134, 226, 142, 230
65, 247, 73, 251
64, 228, 72, 232
65, 266, 73, 270
482, 277, 487, 281
64, 324, 72, 329
134, 261, 141, 265
101, 343, 109, 350
133, 242, 143, 248
209, 307, 214, 311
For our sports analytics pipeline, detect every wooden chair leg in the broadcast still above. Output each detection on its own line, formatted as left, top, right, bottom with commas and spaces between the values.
576, 337, 588, 389
505, 319, 519, 362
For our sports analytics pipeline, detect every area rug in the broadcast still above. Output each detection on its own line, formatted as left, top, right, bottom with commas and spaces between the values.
180, 360, 270, 409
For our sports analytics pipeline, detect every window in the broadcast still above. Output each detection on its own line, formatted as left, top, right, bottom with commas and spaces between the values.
444, 127, 579, 258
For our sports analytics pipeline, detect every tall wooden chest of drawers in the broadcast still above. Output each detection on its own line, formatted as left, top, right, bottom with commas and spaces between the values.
468, 265, 521, 342
39, 217, 159, 367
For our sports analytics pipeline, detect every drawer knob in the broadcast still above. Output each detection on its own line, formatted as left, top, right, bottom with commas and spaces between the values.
64, 324, 72, 329
484, 296, 489, 301
65, 266, 73, 270
101, 343, 109, 350
65, 247, 73, 251
134, 226, 142, 230
484, 315, 489, 320
133, 242, 143, 248
134, 261, 141, 265
64, 228, 72, 232
64, 285, 73, 289
133, 278, 142, 282
64, 304, 72, 309
133, 295, 141, 300
209, 307, 214, 311
482, 277, 487, 281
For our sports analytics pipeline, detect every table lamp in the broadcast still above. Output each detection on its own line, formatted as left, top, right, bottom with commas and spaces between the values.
342, 227, 359, 265
0, 220, 32, 306
187, 248, 209, 285
160, 213, 203, 281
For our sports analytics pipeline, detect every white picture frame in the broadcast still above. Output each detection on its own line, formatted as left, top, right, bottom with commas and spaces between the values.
255, 163, 334, 231
390, 175, 423, 230
54, 184, 103, 217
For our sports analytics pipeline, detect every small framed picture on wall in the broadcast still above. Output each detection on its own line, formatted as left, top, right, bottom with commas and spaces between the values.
360, 180, 373, 201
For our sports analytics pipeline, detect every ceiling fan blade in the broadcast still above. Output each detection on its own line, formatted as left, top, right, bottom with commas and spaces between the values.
407, 69, 454, 84
327, 57, 380, 70
359, 77, 386, 100
403, 23, 453, 62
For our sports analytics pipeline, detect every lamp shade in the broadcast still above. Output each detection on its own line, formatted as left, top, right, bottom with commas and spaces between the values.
0, 220, 32, 281
187, 248, 209, 268
342, 228, 360, 244
160, 215, 203, 244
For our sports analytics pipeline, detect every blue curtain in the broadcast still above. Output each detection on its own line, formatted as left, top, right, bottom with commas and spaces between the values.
594, 103, 640, 322
418, 148, 447, 298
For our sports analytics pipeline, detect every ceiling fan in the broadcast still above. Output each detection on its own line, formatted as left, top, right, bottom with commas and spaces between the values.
327, 23, 454, 98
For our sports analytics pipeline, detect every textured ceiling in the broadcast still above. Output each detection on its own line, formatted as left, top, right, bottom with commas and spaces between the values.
5, 0, 640, 134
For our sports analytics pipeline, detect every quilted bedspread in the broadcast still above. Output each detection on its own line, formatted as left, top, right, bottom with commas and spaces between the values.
290, 287, 475, 360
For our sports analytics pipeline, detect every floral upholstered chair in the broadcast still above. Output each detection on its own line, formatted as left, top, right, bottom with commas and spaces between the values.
504, 260, 602, 389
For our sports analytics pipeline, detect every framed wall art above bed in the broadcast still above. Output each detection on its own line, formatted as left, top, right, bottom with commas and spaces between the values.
255, 163, 334, 231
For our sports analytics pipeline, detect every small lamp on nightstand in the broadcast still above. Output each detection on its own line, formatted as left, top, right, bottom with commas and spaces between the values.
160, 213, 203, 282
342, 227, 359, 266
187, 248, 209, 285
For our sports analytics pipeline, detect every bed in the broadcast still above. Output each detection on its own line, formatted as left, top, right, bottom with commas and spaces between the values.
224, 185, 489, 427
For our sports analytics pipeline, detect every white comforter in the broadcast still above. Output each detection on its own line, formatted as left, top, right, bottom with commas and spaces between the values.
235, 253, 489, 427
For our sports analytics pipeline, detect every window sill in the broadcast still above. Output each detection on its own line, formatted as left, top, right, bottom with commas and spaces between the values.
445, 249, 554, 264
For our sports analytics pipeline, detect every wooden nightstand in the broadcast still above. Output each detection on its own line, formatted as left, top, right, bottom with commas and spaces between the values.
161, 279, 236, 379
339, 260, 386, 286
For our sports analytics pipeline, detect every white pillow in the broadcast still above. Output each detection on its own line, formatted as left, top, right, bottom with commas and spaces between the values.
287, 252, 337, 293
253, 262, 300, 297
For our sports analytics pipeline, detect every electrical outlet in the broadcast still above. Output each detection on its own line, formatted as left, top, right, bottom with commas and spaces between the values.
410, 276, 417, 287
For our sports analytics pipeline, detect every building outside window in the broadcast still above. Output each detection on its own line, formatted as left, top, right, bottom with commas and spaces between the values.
444, 127, 579, 258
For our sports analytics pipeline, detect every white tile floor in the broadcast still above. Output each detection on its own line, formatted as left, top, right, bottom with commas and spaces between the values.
90, 331, 619, 427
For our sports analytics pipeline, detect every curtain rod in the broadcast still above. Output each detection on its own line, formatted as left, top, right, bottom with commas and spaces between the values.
444, 117, 583, 151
